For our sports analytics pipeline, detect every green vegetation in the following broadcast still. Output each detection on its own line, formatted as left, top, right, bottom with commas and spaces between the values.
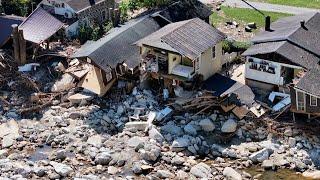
78, 21, 113, 44
1, 0, 42, 16
210, 6, 291, 28
252, 0, 320, 9
222, 40, 252, 53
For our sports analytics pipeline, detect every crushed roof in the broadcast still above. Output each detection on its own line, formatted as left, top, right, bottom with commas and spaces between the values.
0, 15, 25, 47
72, 15, 161, 71
296, 69, 320, 97
66, 0, 105, 13
19, 7, 63, 44
137, 18, 226, 60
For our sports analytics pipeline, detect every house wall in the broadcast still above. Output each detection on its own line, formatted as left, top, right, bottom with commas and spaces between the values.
198, 42, 223, 80
168, 53, 182, 74
290, 87, 320, 114
245, 56, 302, 86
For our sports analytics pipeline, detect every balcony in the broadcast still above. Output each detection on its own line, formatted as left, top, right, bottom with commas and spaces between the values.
171, 64, 195, 79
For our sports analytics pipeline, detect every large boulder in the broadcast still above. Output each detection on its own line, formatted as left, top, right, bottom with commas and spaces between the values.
50, 161, 73, 177
221, 119, 237, 133
223, 167, 242, 180
199, 119, 215, 132
249, 148, 273, 163
94, 152, 112, 165
190, 162, 212, 178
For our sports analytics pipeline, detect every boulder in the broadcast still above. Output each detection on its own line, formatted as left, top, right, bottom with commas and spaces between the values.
249, 148, 273, 163
190, 162, 212, 178
140, 144, 161, 162
261, 160, 274, 170
50, 161, 73, 177
171, 137, 190, 152
161, 123, 183, 136
94, 152, 112, 165
108, 166, 118, 175
127, 136, 147, 148
171, 156, 184, 165
184, 124, 197, 136
149, 127, 164, 143
199, 119, 215, 132
87, 135, 103, 148
156, 170, 175, 179
221, 119, 237, 133
223, 167, 242, 180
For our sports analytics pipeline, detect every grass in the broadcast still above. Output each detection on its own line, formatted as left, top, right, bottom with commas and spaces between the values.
252, 0, 320, 9
210, 6, 292, 29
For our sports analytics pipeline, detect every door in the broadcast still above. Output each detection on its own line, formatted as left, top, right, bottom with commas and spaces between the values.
296, 90, 306, 111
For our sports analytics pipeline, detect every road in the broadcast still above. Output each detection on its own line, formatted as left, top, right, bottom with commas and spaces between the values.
223, 0, 320, 14
201, 0, 320, 14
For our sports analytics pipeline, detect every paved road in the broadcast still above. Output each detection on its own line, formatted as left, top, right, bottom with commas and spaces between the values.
222, 0, 319, 14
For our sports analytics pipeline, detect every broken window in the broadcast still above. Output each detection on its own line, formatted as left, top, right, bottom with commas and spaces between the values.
310, 95, 317, 106
102, 68, 113, 84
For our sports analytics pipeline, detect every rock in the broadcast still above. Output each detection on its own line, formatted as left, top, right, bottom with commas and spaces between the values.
95, 152, 112, 165
0, 120, 19, 139
2, 135, 15, 148
161, 123, 183, 136
56, 149, 67, 160
149, 127, 164, 143
125, 121, 149, 131
245, 26, 252, 32
0, 149, 8, 158
184, 124, 197, 136
69, 112, 81, 119
302, 171, 320, 179
140, 144, 161, 162
247, 22, 257, 29
171, 137, 190, 152
221, 119, 237, 133
199, 119, 215, 132
288, 137, 296, 147
108, 166, 118, 175
309, 148, 320, 167
171, 156, 184, 165
262, 160, 274, 170
176, 170, 189, 179
127, 136, 146, 148
190, 162, 212, 178
116, 105, 125, 115
249, 148, 273, 163
284, 128, 293, 137
156, 170, 175, 179
223, 167, 242, 180
132, 163, 142, 174
34, 166, 46, 177
188, 145, 197, 155
50, 161, 73, 177
210, 114, 217, 121
87, 135, 103, 148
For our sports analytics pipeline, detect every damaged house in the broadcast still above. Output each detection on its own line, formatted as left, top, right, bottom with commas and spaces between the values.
38, 0, 116, 37
137, 18, 226, 89
70, 0, 213, 97
0, 14, 25, 48
243, 13, 320, 91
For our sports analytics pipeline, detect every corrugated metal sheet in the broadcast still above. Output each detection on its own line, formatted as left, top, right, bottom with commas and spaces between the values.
19, 7, 63, 44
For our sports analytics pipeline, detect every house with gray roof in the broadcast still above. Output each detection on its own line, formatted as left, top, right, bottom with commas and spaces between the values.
136, 18, 226, 84
242, 13, 320, 90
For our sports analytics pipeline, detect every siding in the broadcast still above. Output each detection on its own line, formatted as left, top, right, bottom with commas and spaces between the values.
199, 42, 222, 80
290, 87, 320, 114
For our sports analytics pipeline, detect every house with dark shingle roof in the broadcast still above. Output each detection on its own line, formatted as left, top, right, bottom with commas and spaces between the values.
136, 18, 226, 84
38, 0, 115, 37
242, 12, 320, 90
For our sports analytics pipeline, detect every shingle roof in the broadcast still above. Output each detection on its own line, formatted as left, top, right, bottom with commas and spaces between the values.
72, 15, 161, 71
243, 41, 320, 69
252, 13, 320, 57
19, 7, 63, 44
66, 0, 105, 13
296, 69, 320, 97
137, 18, 226, 60
0, 15, 24, 47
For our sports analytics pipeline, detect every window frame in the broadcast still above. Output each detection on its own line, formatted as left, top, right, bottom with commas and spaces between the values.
212, 46, 216, 59
310, 95, 317, 107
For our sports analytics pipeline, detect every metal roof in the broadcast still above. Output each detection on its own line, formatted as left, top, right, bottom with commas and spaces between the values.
19, 7, 63, 44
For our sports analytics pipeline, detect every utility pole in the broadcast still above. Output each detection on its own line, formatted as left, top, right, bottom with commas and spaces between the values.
241, 0, 271, 31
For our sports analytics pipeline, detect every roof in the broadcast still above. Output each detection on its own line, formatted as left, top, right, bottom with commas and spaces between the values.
296, 69, 320, 97
251, 13, 320, 57
72, 15, 162, 71
137, 18, 226, 60
19, 7, 63, 44
243, 41, 320, 69
66, 0, 105, 13
202, 73, 255, 106
158, 0, 212, 23
0, 15, 25, 47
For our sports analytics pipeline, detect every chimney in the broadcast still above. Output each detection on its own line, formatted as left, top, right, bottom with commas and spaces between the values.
265, 16, 271, 31
89, 0, 95, 6
113, 8, 120, 26
300, 20, 308, 30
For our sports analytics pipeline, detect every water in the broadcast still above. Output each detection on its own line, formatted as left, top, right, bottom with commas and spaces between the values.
246, 167, 309, 180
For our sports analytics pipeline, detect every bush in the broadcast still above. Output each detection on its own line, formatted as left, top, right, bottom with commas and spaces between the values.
222, 39, 251, 53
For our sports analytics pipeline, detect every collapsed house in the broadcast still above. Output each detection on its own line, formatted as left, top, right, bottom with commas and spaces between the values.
243, 13, 320, 117
243, 13, 320, 91
0, 14, 25, 48
137, 18, 226, 90
38, 0, 117, 37
70, 0, 213, 97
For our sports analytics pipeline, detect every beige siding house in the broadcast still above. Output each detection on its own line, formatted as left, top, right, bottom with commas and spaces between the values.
137, 18, 226, 85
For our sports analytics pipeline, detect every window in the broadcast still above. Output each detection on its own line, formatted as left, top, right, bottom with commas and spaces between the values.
173, 57, 177, 62
212, 46, 216, 59
296, 91, 305, 111
310, 95, 317, 106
